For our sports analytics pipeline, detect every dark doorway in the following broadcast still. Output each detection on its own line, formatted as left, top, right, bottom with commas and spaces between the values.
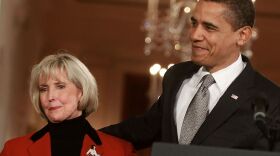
122, 73, 150, 119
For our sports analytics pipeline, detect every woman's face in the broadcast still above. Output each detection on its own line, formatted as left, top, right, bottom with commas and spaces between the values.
39, 70, 82, 123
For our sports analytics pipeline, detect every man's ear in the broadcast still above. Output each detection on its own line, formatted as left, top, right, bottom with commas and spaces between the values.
236, 26, 253, 46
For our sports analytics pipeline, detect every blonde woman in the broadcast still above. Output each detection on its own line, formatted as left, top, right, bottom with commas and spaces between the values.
1, 50, 136, 156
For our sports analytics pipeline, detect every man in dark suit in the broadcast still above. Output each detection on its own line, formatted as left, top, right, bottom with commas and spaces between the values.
102, 0, 280, 151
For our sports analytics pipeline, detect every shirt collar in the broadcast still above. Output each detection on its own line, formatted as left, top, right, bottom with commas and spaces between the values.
190, 54, 245, 92
190, 67, 210, 87
211, 54, 246, 93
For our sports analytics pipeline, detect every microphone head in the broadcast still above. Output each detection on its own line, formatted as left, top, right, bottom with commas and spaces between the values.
252, 92, 268, 114
252, 93, 269, 135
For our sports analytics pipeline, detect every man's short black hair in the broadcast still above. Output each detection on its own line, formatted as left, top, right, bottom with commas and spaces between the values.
204, 0, 255, 30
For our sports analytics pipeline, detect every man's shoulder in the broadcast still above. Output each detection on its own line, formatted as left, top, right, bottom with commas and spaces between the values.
254, 71, 280, 91
165, 61, 200, 77
169, 61, 197, 70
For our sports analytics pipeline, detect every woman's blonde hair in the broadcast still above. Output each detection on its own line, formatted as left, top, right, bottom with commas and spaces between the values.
29, 50, 98, 119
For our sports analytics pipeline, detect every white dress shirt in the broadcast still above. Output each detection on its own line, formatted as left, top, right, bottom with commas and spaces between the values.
175, 54, 246, 138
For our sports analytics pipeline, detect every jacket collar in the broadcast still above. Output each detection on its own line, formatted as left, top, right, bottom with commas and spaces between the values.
28, 133, 104, 156
28, 133, 51, 156
29, 120, 102, 156
30, 119, 102, 145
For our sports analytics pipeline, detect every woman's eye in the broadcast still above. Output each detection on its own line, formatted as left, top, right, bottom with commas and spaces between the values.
39, 87, 47, 92
57, 85, 65, 89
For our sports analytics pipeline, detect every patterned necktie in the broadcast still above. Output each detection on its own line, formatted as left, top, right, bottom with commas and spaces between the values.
179, 74, 215, 144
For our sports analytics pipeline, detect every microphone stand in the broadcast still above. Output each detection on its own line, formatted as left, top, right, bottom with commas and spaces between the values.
267, 123, 280, 151
257, 118, 280, 151
252, 93, 280, 151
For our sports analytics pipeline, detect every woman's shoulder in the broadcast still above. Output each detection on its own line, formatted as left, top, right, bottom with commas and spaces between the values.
5, 132, 34, 146
1, 132, 35, 155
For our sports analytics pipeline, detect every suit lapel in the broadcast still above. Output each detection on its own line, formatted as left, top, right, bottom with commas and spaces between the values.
191, 60, 256, 144
28, 133, 51, 156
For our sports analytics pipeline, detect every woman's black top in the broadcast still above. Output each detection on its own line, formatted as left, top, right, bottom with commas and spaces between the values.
30, 116, 102, 156
49, 116, 85, 156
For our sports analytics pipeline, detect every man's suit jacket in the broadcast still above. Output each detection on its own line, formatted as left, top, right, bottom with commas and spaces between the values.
102, 56, 280, 151
1, 130, 136, 156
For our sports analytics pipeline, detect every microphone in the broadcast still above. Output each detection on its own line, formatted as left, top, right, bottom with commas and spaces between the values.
252, 93, 268, 134
252, 93, 280, 151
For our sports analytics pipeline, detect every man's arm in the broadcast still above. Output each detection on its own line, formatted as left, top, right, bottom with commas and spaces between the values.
100, 97, 163, 149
